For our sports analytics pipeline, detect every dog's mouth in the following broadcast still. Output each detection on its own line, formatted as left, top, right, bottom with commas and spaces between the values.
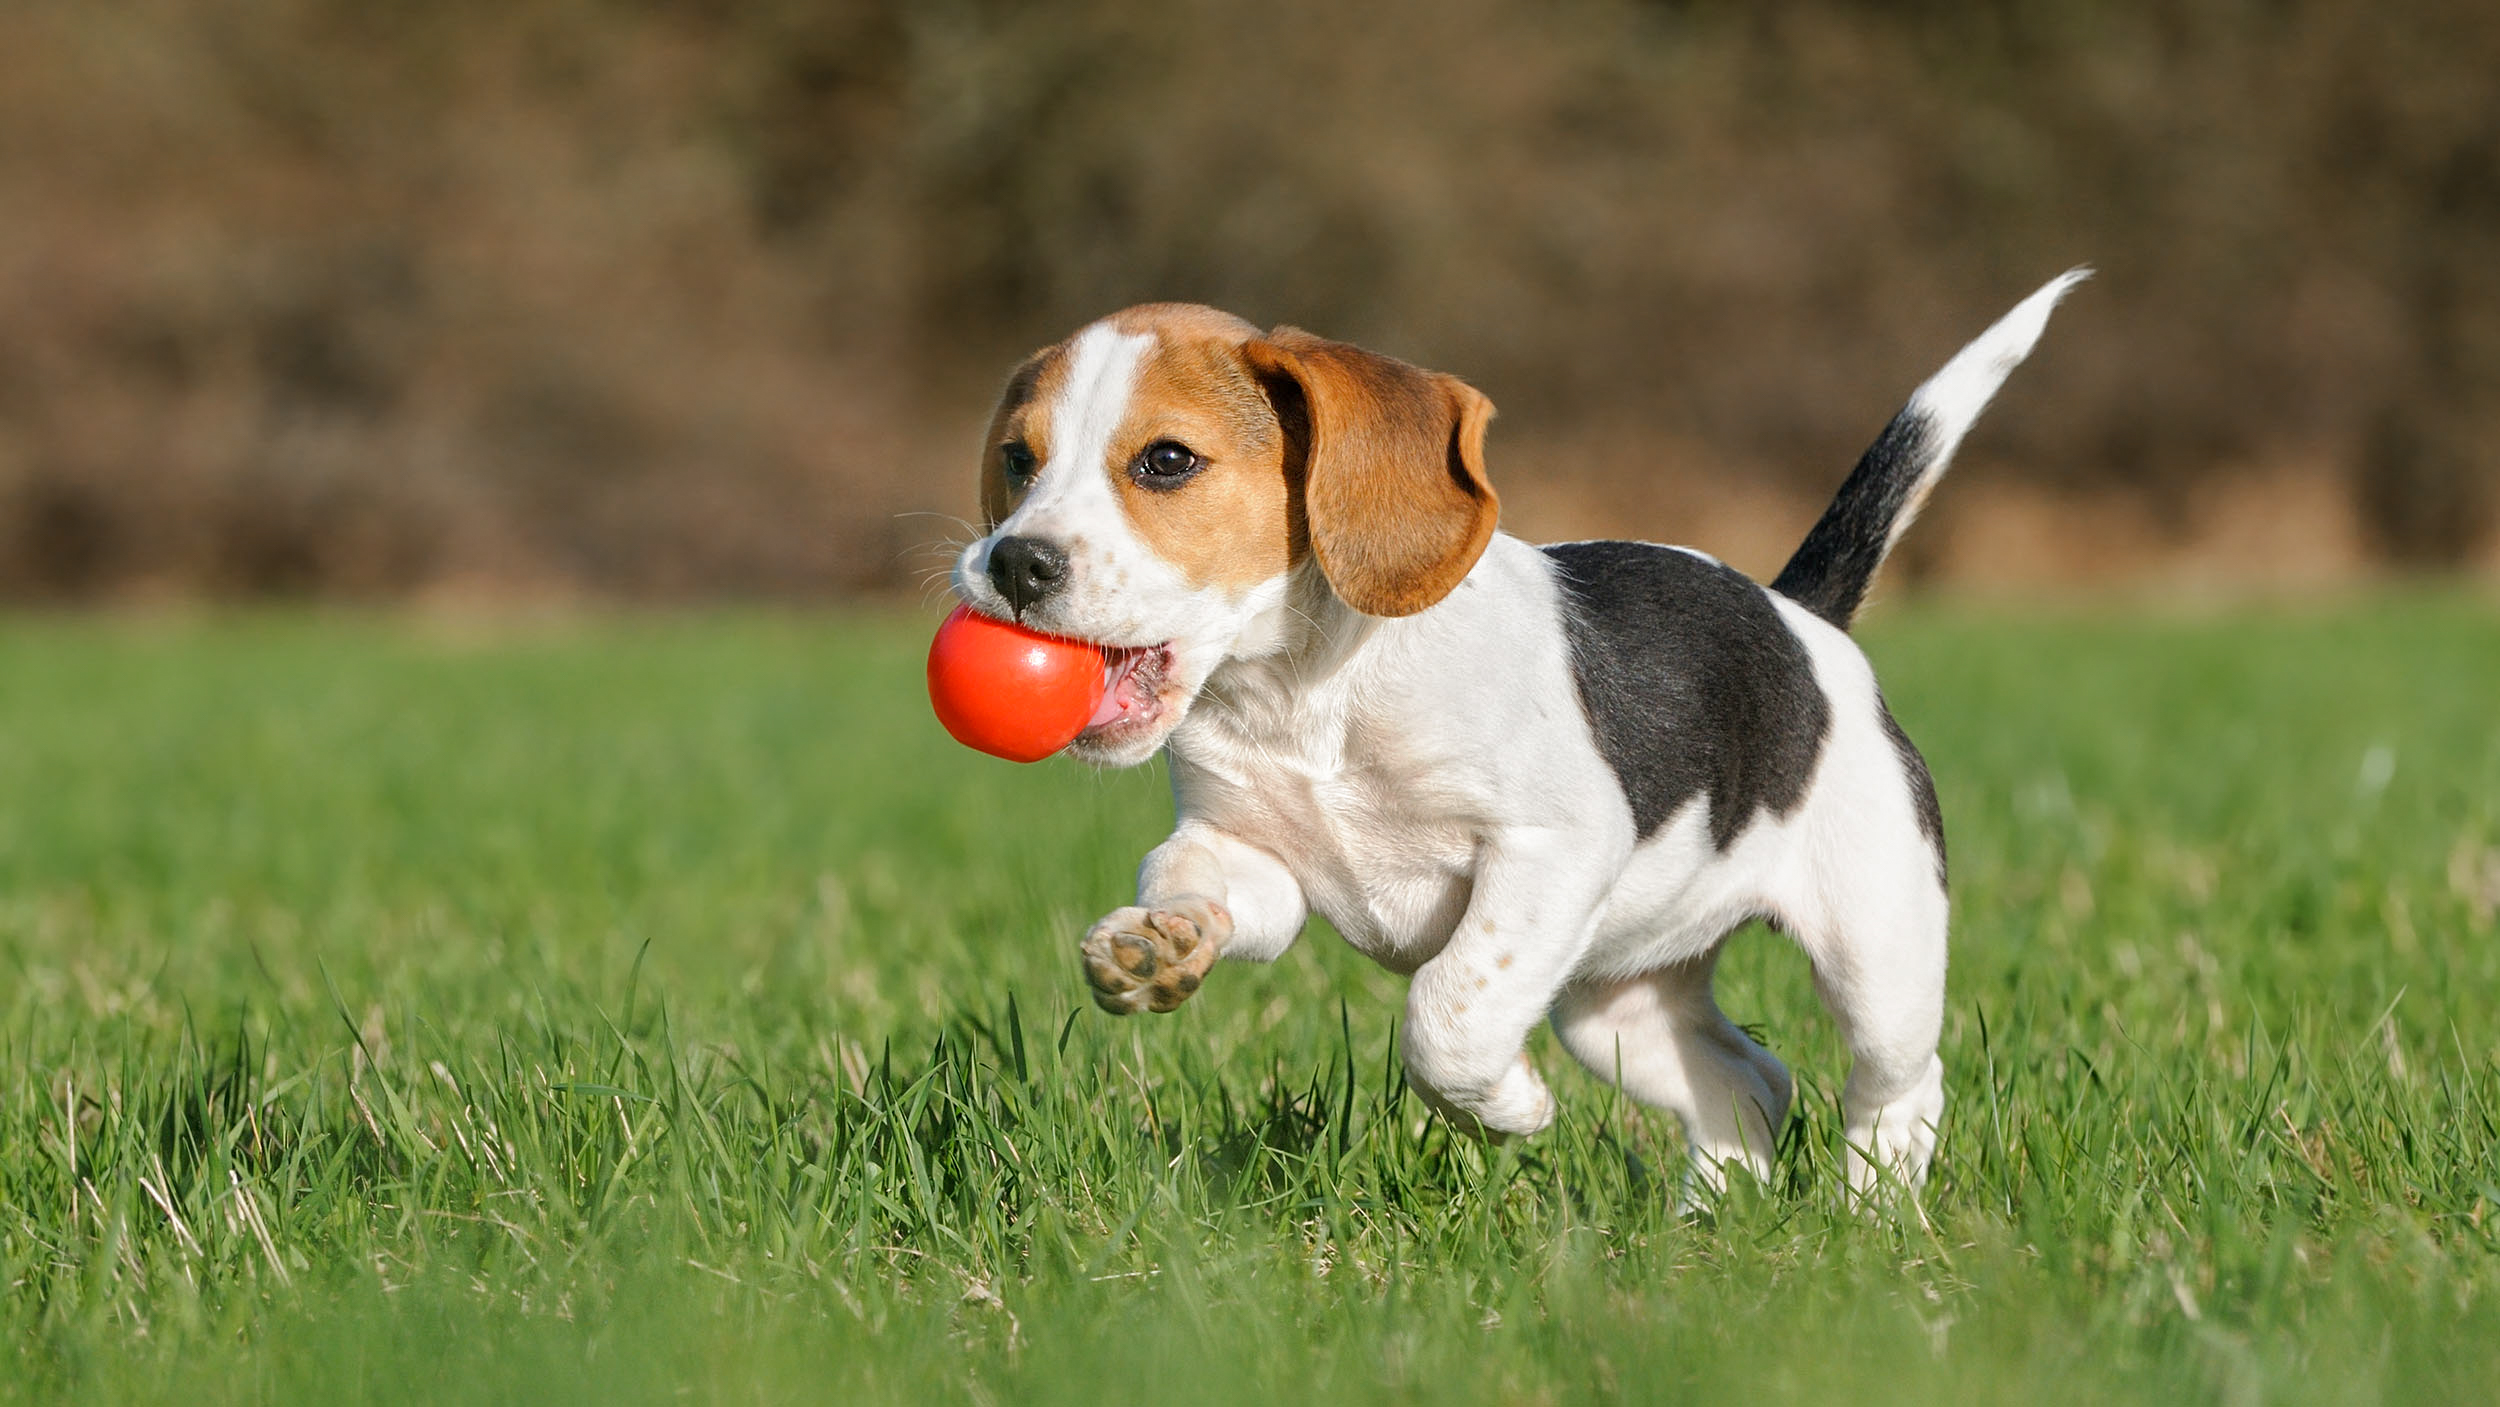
1078, 643, 1174, 745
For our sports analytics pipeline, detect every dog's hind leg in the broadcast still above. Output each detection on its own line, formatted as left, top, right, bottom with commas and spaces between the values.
1551, 949, 1793, 1193
1792, 840, 1951, 1196
1803, 907, 1949, 1196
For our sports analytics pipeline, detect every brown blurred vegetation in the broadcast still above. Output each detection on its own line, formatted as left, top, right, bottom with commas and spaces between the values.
2, 0, 2496, 601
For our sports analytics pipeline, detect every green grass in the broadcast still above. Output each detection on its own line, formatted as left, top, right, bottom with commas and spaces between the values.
2, 599, 2497, 1404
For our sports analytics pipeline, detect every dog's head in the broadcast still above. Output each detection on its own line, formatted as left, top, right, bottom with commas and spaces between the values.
952, 303, 1498, 766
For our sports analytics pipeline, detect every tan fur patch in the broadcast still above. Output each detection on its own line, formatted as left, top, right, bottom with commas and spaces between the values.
976, 305, 1496, 612
1102, 306, 1306, 591
978, 344, 1075, 528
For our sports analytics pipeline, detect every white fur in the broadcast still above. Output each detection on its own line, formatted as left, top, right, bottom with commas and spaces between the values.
957, 281, 2074, 1197
1151, 538, 1950, 1192
1880, 267, 2091, 554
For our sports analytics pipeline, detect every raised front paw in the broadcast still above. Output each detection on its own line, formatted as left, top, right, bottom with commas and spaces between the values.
1081, 899, 1229, 1015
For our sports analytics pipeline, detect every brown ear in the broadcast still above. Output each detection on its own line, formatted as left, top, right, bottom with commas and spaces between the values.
1242, 329, 1498, 617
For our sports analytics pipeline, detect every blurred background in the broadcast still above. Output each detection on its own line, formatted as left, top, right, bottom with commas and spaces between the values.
2, 0, 2495, 603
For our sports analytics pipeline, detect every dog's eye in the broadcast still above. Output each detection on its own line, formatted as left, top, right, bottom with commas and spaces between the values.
1131, 440, 1202, 488
999, 441, 1037, 485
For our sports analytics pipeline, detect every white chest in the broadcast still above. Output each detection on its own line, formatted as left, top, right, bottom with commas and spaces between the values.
1170, 711, 1479, 973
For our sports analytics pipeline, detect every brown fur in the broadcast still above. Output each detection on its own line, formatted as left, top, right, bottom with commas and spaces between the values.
978, 349, 1070, 528
1107, 307, 1303, 591
1243, 330, 1499, 617
979, 305, 1498, 612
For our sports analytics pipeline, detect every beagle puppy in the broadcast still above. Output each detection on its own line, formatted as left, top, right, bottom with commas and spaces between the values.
952, 273, 2084, 1193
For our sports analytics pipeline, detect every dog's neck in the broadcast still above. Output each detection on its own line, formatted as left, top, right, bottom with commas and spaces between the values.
1171, 557, 1393, 761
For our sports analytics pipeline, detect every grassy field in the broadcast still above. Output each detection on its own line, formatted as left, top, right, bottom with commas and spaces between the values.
2, 600, 2497, 1404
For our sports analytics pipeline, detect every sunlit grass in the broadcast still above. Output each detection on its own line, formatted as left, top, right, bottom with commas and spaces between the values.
2, 599, 2497, 1403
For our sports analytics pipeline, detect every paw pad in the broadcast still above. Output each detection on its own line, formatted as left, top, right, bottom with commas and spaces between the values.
1081, 903, 1228, 1016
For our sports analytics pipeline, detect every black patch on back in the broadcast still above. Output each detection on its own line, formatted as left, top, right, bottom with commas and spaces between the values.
1545, 541, 1831, 848
1769, 409, 1937, 629
1878, 695, 1947, 885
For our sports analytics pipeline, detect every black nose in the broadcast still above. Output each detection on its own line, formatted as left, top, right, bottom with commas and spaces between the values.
986, 535, 1070, 615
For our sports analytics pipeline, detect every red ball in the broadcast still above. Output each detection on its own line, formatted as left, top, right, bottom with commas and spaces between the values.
926, 604, 1108, 762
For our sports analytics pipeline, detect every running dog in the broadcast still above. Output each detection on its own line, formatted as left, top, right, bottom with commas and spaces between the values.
951, 272, 2084, 1192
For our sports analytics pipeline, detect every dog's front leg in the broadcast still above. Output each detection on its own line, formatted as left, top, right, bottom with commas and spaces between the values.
1401, 829, 1609, 1139
1082, 821, 1307, 1015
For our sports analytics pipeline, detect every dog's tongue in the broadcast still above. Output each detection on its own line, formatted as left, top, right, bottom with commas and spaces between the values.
1088, 652, 1150, 729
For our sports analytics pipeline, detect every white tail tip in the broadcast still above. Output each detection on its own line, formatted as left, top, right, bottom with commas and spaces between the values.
1910, 267, 2091, 441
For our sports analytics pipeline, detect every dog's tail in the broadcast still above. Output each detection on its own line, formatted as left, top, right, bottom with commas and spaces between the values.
1770, 269, 2089, 630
